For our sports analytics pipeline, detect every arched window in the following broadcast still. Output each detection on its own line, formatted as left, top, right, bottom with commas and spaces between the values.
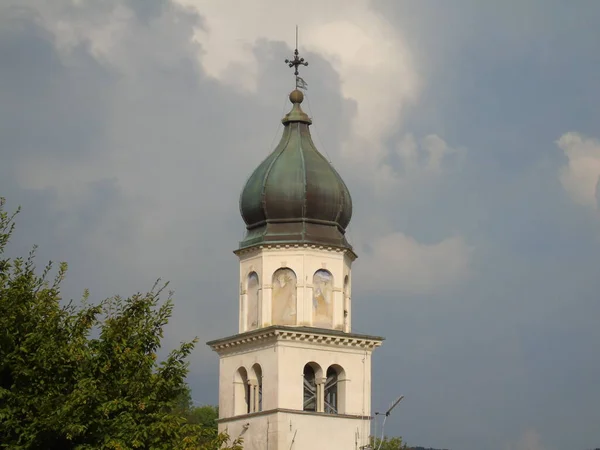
303, 364, 317, 412
324, 367, 338, 414
251, 364, 263, 412
246, 272, 260, 330
312, 270, 334, 328
234, 367, 250, 415
272, 268, 297, 325
325, 365, 346, 414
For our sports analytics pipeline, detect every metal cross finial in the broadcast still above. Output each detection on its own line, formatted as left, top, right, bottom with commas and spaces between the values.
285, 48, 308, 76
285, 26, 308, 76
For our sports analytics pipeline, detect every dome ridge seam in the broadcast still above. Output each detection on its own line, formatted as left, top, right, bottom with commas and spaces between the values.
333, 170, 345, 225
298, 123, 308, 238
260, 127, 292, 221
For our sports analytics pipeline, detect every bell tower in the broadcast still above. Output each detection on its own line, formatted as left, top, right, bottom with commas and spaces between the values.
207, 49, 383, 450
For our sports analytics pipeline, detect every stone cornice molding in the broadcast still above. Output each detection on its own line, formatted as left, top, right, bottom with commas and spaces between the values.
217, 407, 372, 423
207, 325, 383, 355
233, 242, 357, 261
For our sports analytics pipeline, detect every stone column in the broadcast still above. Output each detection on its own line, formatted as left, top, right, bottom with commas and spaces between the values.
316, 377, 326, 412
248, 380, 257, 413
253, 382, 260, 412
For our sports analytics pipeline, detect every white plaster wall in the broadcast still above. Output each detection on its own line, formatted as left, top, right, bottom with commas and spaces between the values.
218, 338, 373, 419
277, 412, 370, 450
219, 411, 371, 450
237, 247, 355, 333
220, 412, 278, 450
219, 342, 279, 418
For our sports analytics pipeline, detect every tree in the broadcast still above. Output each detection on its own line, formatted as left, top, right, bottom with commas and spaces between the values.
172, 388, 220, 445
187, 406, 219, 431
370, 435, 409, 450
0, 198, 242, 450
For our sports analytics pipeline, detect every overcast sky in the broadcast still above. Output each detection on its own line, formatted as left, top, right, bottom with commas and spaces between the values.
1, 1, 600, 449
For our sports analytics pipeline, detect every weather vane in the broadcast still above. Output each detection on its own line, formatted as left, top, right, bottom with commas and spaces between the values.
285, 26, 308, 90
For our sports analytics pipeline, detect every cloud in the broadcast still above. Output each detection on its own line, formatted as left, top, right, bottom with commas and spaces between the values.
557, 131, 600, 210
173, 0, 420, 189
349, 131, 470, 294
395, 133, 465, 181
0, 0, 466, 298
358, 232, 472, 295
4, 2, 600, 450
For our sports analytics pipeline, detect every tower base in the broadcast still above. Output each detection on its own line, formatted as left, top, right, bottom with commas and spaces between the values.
220, 409, 371, 450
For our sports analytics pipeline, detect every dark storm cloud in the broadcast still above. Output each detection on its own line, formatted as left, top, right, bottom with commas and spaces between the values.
1, 2, 600, 450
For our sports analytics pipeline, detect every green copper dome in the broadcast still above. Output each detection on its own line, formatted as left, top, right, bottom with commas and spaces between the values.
239, 89, 353, 251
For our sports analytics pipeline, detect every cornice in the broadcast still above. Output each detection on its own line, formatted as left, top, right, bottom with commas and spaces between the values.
207, 325, 383, 354
217, 407, 372, 424
233, 242, 357, 261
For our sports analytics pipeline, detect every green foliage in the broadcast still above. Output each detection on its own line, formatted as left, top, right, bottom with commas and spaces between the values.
172, 389, 220, 446
370, 435, 449, 450
0, 198, 242, 450
370, 435, 409, 450
411, 448, 449, 450
187, 405, 218, 431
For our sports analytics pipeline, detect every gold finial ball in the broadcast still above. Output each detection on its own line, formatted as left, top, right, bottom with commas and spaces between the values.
289, 89, 304, 104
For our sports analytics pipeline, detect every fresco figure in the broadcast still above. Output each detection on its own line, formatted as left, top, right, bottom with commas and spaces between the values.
247, 272, 259, 330
313, 269, 333, 327
272, 268, 297, 325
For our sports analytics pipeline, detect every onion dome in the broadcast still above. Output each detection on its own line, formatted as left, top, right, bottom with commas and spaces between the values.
239, 89, 353, 251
